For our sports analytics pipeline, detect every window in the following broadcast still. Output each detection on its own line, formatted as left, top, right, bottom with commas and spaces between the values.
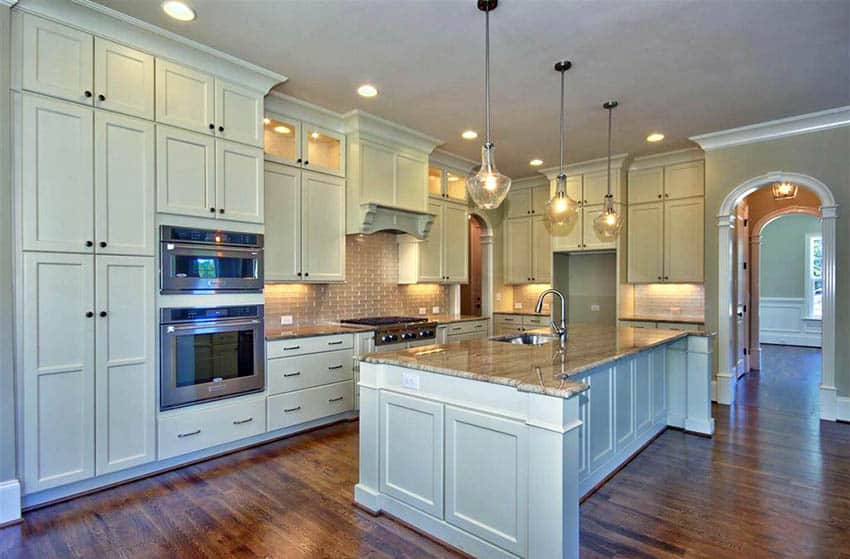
805, 233, 823, 319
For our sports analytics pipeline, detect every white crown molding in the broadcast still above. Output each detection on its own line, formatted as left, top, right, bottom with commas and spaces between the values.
690, 106, 850, 151
628, 147, 704, 171
539, 153, 629, 180
15, 0, 285, 93
0, 1, 19, 8
343, 110, 442, 154
511, 175, 549, 190
429, 149, 477, 174
265, 91, 345, 133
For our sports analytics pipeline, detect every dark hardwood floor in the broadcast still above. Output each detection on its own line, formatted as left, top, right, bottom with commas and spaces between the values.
2, 344, 848, 558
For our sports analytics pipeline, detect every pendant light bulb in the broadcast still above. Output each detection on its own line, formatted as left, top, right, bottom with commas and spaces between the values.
466, 0, 511, 210
546, 60, 579, 227
592, 100, 624, 240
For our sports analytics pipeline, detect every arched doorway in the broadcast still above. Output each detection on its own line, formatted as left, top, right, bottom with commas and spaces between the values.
459, 210, 494, 328
716, 172, 838, 420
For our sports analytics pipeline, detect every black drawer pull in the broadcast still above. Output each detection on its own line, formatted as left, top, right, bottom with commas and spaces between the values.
177, 429, 201, 438
283, 345, 300, 351
328, 365, 344, 370
327, 340, 344, 345
328, 396, 344, 403
232, 417, 253, 425
283, 371, 301, 377
284, 406, 302, 413
451, 326, 462, 331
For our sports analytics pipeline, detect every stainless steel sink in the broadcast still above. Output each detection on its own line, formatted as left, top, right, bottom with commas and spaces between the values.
491, 333, 560, 345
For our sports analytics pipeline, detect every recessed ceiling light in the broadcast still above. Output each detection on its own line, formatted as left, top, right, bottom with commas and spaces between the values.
273, 125, 291, 134
311, 132, 320, 140
162, 1, 196, 21
357, 84, 378, 98
263, 117, 271, 125
529, 159, 543, 166
646, 132, 665, 143
461, 130, 478, 140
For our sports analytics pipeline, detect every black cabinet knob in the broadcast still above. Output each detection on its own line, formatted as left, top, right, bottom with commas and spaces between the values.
304, 272, 309, 277
209, 124, 215, 130
219, 208, 224, 214
84, 90, 92, 98
297, 158, 302, 163
304, 160, 309, 165
99, 311, 107, 318
218, 126, 224, 132
99, 241, 107, 248
210, 207, 216, 213
85, 311, 94, 318
297, 272, 302, 277
98, 94, 106, 101
85, 241, 93, 247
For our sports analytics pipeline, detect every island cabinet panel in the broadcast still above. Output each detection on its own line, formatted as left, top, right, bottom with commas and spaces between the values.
577, 392, 589, 479
587, 366, 615, 473
652, 348, 668, 424
444, 407, 528, 556
634, 352, 653, 433
379, 392, 444, 518
614, 360, 635, 449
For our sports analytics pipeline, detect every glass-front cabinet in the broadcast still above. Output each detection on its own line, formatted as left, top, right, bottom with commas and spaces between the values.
263, 112, 345, 177
428, 165, 467, 202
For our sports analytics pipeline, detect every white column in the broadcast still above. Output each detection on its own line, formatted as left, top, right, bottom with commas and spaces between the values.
819, 206, 838, 420
354, 363, 381, 513
716, 214, 736, 405
480, 232, 494, 330
685, 335, 715, 435
748, 234, 762, 370
665, 339, 687, 428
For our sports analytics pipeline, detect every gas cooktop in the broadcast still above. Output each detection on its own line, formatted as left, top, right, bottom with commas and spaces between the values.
341, 316, 428, 326
341, 316, 436, 346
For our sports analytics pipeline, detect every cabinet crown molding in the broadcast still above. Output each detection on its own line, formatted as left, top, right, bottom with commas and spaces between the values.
539, 153, 629, 180
16, 0, 285, 93
265, 91, 345, 133
628, 148, 704, 171
343, 110, 442, 154
510, 175, 549, 190
429, 149, 477, 174
690, 106, 850, 151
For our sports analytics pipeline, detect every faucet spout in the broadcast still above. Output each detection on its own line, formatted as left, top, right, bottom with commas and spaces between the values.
535, 288, 567, 346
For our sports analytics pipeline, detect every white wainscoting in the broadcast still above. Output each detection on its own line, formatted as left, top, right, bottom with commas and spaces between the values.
760, 297, 822, 348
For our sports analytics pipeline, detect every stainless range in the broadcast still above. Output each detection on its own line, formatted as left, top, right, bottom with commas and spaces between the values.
341, 316, 438, 352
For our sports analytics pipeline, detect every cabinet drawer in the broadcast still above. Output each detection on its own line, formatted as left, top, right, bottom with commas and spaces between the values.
445, 320, 487, 336
619, 320, 657, 329
268, 349, 354, 395
158, 396, 266, 460
523, 315, 548, 328
657, 321, 702, 332
494, 314, 521, 325
267, 334, 353, 358
267, 380, 354, 430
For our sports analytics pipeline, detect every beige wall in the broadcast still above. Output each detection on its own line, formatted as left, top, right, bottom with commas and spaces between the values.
703, 126, 850, 395
1, 5, 16, 483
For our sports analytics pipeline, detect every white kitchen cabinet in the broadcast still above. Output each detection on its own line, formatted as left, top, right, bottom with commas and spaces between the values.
94, 256, 156, 475
215, 79, 264, 147
398, 199, 468, 284
93, 38, 154, 120
22, 253, 95, 493
587, 365, 615, 473
379, 392, 445, 518
664, 160, 704, 200
21, 13, 93, 105
581, 170, 611, 207
264, 162, 345, 282
444, 319, 489, 341
394, 151, 428, 212
428, 166, 467, 202
418, 199, 444, 283
359, 140, 395, 204
664, 197, 704, 282
155, 59, 215, 135
581, 204, 620, 252
94, 111, 155, 256
443, 202, 469, 282
156, 125, 216, 218
215, 139, 264, 223
264, 112, 345, 177
613, 360, 634, 449
550, 173, 623, 253
267, 381, 354, 431
267, 349, 354, 395
504, 215, 550, 284
566, 175, 583, 202
21, 94, 94, 253
505, 185, 550, 218
532, 216, 552, 283
627, 167, 664, 204
627, 202, 664, 282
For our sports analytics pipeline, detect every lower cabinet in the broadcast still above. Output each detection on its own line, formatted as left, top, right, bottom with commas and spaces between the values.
493, 313, 548, 336
441, 319, 488, 342
267, 381, 354, 430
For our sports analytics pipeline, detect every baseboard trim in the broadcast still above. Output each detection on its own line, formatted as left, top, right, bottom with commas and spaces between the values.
837, 396, 850, 422
0, 479, 21, 525
820, 385, 838, 421
716, 372, 734, 405
711, 380, 718, 402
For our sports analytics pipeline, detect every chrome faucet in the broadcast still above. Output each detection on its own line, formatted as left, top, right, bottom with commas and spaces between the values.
535, 288, 567, 346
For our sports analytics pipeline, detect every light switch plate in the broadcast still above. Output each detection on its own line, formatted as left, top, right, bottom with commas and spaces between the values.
419, 307, 427, 315
280, 315, 293, 325
401, 372, 420, 390
591, 304, 600, 312
432, 306, 440, 314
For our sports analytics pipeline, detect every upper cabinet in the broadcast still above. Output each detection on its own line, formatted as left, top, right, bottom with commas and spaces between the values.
264, 112, 345, 177
398, 199, 469, 284
215, 79, 264, 147
505, 185, 550, 218
94, 38, 155, 120
428, 166, 467, 203
503, 182, 553, 284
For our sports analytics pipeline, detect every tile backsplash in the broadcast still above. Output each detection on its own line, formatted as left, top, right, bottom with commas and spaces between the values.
630, 283, 705, 318
264, 233, 449, 323
510, 284, 552, 313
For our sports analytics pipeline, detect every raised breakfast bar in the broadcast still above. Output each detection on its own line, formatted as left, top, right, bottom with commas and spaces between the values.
355, 324, 714, 559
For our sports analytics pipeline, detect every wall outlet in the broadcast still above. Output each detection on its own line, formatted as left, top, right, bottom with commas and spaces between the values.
432, 306, 440, 314
401, 372, 420, 390
495, 293, 502, 303
280, 315, 293, 325
591, 304, 600, 312
419, 307, 427, 315
514, 302, 523, 309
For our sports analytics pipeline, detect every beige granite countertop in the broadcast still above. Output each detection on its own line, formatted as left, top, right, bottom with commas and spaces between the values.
362, 324, 690, 399
265, 323, 374, 341
429, 314, 490, 324
618, 314, 705, 324
494, 311, 549, 317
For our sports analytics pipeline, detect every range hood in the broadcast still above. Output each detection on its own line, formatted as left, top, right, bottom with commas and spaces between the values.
356, 202, 436, 240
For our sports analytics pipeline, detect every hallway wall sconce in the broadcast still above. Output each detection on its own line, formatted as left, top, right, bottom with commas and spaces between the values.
772, 182, 799, 200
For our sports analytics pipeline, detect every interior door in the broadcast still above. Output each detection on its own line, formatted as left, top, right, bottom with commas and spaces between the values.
301, 171, 345, 281
263, 163, 302, 281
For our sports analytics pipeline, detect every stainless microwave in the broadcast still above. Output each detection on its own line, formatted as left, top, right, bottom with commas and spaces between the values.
160, 226, 263, 294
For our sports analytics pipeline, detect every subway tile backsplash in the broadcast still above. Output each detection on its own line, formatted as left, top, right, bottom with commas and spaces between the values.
264, 233, 449, 323
631, 283, 705, 318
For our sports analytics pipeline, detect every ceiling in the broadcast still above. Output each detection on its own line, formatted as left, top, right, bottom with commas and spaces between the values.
93, 0, 850, 178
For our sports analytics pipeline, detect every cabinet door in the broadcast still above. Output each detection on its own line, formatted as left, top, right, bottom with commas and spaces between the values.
582, 205, 618, 251
155, 59, 215, 135
302, 171, 345, 281
302, 123, 346, 177
582, 170, 610, 207
264, 163, 302, 281
505, 218, 532, 284
428, 166, 444, 198
445, 406, 527, 555
22, 14, 93, 104
550, 210, 583, 252
651, 347, 667, 424
627, 202, 664, 282
21, 95, 94, 253
216, 140, 264, 223
532, 216, 551, 283
215, 78, 263, 147
95, 256, 155, 475
93, 38, 154, 119
443, 202, 469, 283
628, 167, 664, 205
634, 352, 652, 433
505, 188, 531, 218
613, 360, 634, 450
419, 199, 444, 282
566, 175, 583, 202
445, 171, 467, 202
587, 366, 615, 473
360, 141, 395, 206
22, 253, 94, 493
664, 197, 704, 282
664, 160, 704, 200
94, 112, 155, 256
156, 125, 215, 218
263, 113, 301, 166
531, 185, 550, 216
395, 152, 427, 212
379, 392, 444, 518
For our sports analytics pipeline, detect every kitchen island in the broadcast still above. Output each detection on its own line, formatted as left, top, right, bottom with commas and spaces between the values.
355, 324, 713, 559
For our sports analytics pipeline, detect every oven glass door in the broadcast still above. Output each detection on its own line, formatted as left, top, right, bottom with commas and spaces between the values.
161, 319, 265, 409
161, 245, 263, 293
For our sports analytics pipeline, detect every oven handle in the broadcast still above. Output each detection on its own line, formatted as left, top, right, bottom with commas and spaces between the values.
163, 319, 262, 332
162, 243, 263, 256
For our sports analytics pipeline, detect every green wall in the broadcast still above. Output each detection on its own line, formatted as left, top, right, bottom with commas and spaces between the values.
760, 214, 820, 298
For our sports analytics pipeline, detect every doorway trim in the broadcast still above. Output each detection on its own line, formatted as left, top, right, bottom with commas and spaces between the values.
717, 171, 838, 419
468, 210, 494, 330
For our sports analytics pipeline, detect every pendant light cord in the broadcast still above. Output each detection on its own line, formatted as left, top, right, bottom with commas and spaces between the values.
484, 8, 492, 147
606, 104, 612, 196
558, 68, 566, 182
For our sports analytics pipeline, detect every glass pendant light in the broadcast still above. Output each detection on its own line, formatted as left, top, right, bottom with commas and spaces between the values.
466, 0, 511, 210
546, 60, 580, 228
592, 100, 625, 240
